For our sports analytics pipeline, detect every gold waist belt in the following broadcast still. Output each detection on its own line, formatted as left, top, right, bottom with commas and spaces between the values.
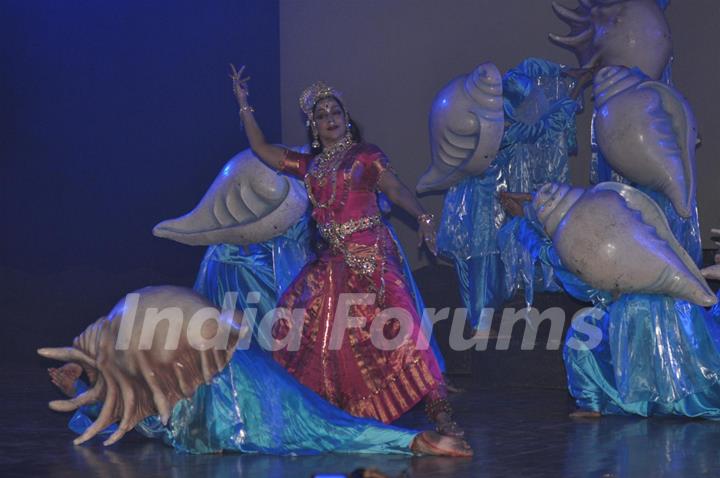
318, 214, 382, 249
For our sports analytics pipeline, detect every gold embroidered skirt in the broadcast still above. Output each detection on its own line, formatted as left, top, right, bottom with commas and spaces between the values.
272, 224, 446, 423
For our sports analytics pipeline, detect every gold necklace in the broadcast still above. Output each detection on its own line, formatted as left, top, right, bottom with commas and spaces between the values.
306, 138, 355, 209
313, 135, 354, 179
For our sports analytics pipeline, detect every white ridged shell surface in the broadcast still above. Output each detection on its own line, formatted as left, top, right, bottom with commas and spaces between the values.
153, 148, 308, 246
549, 0, 672, 80
593, 66, 697, 218
532, 182, 716, 306
417, 62, 504, 193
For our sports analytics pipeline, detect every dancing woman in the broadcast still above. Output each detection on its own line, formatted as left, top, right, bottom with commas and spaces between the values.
230, 66, 462, 436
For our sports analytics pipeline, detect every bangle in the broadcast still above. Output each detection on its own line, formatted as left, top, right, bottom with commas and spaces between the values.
239, 105, 255, 115
417, 213, 435, 225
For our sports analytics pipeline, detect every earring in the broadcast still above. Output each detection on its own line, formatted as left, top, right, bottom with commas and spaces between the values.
312, 131, 320, 149
311, 120, 320, 149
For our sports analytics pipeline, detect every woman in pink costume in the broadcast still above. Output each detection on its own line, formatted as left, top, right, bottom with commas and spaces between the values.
231, 66, 461, 436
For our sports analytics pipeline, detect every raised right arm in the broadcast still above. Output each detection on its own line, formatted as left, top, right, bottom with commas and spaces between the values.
230, 64, 288, 171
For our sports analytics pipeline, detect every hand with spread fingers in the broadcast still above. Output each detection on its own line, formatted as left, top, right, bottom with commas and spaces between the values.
229, 63, 251, 108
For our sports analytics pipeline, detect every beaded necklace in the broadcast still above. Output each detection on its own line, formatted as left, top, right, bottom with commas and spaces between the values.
312, 135, 354, 177
305, 138, 355, 209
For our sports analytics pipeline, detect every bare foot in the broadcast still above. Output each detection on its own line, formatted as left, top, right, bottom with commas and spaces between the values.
411, 431, 473, 457
48, 363, 83, 397
569, 409, 602, 419
435, 411, 465, 437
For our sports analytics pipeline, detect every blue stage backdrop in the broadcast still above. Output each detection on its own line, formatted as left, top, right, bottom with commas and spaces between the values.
0, 1, 281, 363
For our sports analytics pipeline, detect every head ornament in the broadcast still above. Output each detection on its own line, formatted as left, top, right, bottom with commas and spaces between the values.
299, 81, 346, 120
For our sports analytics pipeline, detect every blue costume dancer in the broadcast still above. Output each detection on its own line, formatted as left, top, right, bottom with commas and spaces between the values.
437, 58, 579, 327
514, 209, 720, 418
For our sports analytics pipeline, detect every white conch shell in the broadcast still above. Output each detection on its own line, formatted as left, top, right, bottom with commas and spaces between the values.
153, 148, 308, 246
593, 66, 697, 218
549, 0, 672, 80
533, 182, 717, 306
416, 62, 504, 193
38, 286, 245, 446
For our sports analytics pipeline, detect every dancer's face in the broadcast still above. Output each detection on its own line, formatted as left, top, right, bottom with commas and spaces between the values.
313, 98, 347, 146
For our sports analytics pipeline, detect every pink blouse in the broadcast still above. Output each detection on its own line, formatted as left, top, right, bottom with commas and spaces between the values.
280, 143, 392, 227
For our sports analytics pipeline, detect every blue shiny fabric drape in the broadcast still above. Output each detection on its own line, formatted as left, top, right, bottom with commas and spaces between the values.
501, 59, 579, 192
437, 169, 508, 327
135, 343, 416, 455
193, 216, 314, 349
517, 212, 720, 418
71, 345, 417, 454
565, 294, 720, 418
498, 216, 563, 307
437, 58, 579, 326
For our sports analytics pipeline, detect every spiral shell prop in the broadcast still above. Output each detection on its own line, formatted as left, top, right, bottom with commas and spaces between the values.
593, 66, 698, 218
153, 148, 309, 246
549, 0, 672, 80
37, 286, 245, 446
532, 183, 717, 306
416, 62, 504, 193
701, 228, 720, 281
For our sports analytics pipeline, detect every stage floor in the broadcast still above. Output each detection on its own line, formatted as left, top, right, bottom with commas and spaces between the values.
4, 364, 719, 478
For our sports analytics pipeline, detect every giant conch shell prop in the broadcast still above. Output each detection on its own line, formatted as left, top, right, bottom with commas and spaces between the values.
37, 286, 245, 446
416, 62, 504, 193
533, 183, 716, 306
549, 0, 672, 80
593, 66, 697, 218
37, 287, 469, 456
701, 228, 720, 281
153, 148, 308, 246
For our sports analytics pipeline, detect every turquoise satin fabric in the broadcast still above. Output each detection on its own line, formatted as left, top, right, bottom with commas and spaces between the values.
194, 216, 314, 314
193, 216, 314, 349
437, 170, 508, 328
501, 58, 579, 194
498, 216, 562, 307
437, 58, 578, 326
565, 294, 720, 418
517, 213, 720, 418
68, 380, 117, 437
135, 343, 416, 455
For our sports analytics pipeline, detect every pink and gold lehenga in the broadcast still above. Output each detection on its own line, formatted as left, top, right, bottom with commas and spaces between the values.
273, 142, 447, 424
